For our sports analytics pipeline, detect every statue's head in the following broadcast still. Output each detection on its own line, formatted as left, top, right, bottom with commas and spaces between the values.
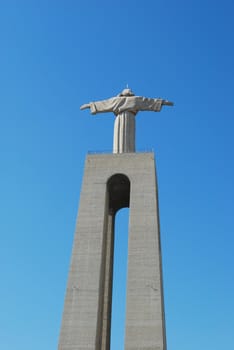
118, 88, 135, 97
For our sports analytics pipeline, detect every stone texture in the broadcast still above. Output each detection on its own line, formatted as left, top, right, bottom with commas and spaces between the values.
58, 152, 166, 350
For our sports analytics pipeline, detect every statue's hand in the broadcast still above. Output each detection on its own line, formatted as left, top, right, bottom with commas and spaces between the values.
80, 103, 91, 110
162, 100, 174, 106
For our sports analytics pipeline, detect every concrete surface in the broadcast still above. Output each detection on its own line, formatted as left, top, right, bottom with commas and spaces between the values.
58, 152, 166, 350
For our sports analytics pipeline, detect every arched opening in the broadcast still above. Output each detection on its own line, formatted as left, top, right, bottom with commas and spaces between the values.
107, 173, 130, 214
100, 174, 130, 350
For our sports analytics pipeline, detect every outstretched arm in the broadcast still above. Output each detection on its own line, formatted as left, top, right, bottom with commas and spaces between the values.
80, 97, 121, 115
132, 97, 173, 112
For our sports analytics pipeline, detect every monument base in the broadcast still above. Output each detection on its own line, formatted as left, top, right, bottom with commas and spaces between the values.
59, 152, 166, 350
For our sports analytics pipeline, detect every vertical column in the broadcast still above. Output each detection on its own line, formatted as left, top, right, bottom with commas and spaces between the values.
101, 213, 115, 350
58, 159, 111, 350
125, 158, 166, 350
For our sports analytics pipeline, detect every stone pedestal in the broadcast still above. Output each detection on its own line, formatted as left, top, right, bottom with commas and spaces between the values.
58, 153, 166, 350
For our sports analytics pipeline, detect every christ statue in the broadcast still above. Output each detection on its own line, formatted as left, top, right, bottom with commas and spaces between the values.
80, 88, 173, 154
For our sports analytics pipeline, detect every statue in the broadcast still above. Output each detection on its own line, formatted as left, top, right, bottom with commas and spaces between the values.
80, 88, 173, 154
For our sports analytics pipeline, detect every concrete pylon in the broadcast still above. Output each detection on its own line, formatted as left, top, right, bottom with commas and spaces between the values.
58, 152, 167, 350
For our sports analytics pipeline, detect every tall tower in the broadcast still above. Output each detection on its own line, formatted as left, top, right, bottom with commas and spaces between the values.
58, 89, 173, 350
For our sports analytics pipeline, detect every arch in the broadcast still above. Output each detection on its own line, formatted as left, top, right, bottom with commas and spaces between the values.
107, 173, 130, 214
100, 174, 130, 349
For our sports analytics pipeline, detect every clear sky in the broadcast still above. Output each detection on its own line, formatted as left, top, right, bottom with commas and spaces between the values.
0, 1, 234, 349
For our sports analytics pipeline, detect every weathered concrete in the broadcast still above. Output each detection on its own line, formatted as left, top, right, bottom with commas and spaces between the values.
58, 152, 166, 350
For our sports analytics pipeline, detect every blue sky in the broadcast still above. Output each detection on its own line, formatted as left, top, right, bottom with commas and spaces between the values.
0, 1, 234, 349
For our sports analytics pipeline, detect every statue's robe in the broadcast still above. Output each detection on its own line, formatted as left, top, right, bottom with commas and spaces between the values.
89, 96, 163, 153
